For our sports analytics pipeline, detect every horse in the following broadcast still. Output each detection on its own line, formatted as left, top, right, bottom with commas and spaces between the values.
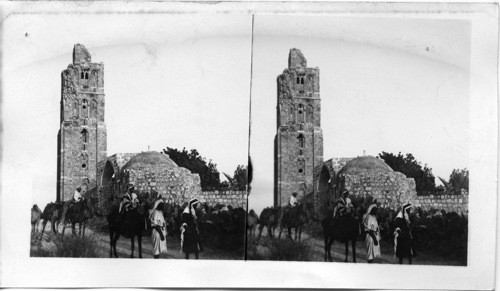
246, 209, 259, 244
40, 202, 64, 239
278, 204, 310, 242
31, 204, 42, 239
256, 207, 279, 243
61, 198, 94, 236
107, 206, 147, 258
321, 207, 362, 262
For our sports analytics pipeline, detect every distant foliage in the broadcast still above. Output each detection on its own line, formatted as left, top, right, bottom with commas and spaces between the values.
378, 151, 436, 195
163, 147, 221, 191
223, 164, 248, 191
449, 168, 469, 191
438, 168, 469, 195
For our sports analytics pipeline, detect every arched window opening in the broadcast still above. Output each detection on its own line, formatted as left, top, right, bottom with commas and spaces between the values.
80, 71, 84, 79
73, 100, 79, 118
296, 76, 300, 84
307, 76, 313, 91
298, 134, 305, 149
300, 77, 304, 84
81, 129, 88, 143
81, 99, 88, 118
90, 71, 97, 87
307, 105, 314, 123
85, 72, 89, 80
91, 100, 98, 119
289, 104, 296, 123
298, 104, 304, 123
298, 158, 305, 174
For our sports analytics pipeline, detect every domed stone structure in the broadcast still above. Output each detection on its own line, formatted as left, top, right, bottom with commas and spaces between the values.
307, 155, 417, 219
96, 151, 201, 211
337, 156, 393, 175
121, 151, 178, 170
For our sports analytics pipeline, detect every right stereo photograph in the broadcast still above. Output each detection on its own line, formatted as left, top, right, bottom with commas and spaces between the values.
247, 15, 470, 266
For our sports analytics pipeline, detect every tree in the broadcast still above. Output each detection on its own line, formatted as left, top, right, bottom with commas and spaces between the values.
163, 147, 221, 191
449, 168, 469, 192
223, 164, 248, 191
378, 152, 436, 195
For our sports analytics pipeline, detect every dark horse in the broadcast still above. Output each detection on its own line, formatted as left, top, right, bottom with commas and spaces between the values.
321, 208, 361, 262
40, 202, 64, 239
256, 207, 279, 243
107, 206, 146, 258
61, 199, 94, 236
278, 204, 310, 242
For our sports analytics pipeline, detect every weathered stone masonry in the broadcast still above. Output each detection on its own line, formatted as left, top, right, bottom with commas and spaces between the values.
57, 44, 106, 202
199, 190, 247, 208
414, 189, 468, 215
274, 48, 323, 207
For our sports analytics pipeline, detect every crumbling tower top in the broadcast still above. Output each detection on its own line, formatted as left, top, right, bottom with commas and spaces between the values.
73, 43, 91, 64
288, 48, 307, 69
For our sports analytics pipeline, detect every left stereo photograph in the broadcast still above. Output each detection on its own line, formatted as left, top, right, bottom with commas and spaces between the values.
2, 13, 252, 260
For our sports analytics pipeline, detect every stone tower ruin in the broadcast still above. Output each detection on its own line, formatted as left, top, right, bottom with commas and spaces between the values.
57, 44, 107, 201
274, 49, 323, 207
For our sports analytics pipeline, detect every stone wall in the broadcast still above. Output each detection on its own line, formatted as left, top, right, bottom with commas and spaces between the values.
342, 171, 417, 209
414, 189, 468, 215
198, 190, 247, 208
119, 166, 202, 205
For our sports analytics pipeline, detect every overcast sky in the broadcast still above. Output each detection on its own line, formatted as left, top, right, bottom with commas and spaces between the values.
3, 13, 471, 212
249, 15, 471, 213
3, 14, 252, 207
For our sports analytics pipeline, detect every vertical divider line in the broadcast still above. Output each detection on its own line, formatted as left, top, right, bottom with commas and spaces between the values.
244, 14, 255, 262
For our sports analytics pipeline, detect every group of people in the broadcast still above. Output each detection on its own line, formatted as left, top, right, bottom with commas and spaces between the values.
330, 190, 416, 264
288, 189, 415, 264
116, 183, 202, 259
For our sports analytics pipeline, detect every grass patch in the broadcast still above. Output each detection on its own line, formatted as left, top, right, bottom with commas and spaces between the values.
249, 238, 314, 261
31, 235, 105, 258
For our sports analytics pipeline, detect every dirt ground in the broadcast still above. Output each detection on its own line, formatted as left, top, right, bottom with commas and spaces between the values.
246, 226, 465, 265
31, 218, 244, 260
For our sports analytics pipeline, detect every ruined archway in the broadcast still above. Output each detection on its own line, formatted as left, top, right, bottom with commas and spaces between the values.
316, 165, 335, 219
101, 160, 116, 200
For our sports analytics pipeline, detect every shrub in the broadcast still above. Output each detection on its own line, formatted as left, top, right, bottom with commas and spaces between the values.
410, 210, 468, 264
269, 238, 313, 261
31, 240, 55, 257
52, 235, 104, 258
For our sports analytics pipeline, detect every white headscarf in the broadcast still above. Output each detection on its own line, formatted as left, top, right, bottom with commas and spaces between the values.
397, 203, 412, 224
150, 199, 164, 220
183, 198, 199, 218
363, 203, 377, 225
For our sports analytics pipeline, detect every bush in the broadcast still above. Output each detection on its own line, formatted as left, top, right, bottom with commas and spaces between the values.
32, 235, 104, 258
31, 240, 55, 257
268, 238, 313, 261
410, 210, 468, 264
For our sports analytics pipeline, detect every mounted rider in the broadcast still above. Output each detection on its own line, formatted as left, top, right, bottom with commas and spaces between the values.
73, 187, 83, 203
333, 190, 353, 220
119, 183, 139, 214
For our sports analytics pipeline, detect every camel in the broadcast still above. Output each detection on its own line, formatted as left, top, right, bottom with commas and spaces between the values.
321, 207, 362, 262
278, 204, 310, 242
31, 204, 42, 239
256, 207, 279, 244
61, 199, 94, 236
107, 206, 146, 258
40, 202, 64, 240
246, 209, 259, 244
